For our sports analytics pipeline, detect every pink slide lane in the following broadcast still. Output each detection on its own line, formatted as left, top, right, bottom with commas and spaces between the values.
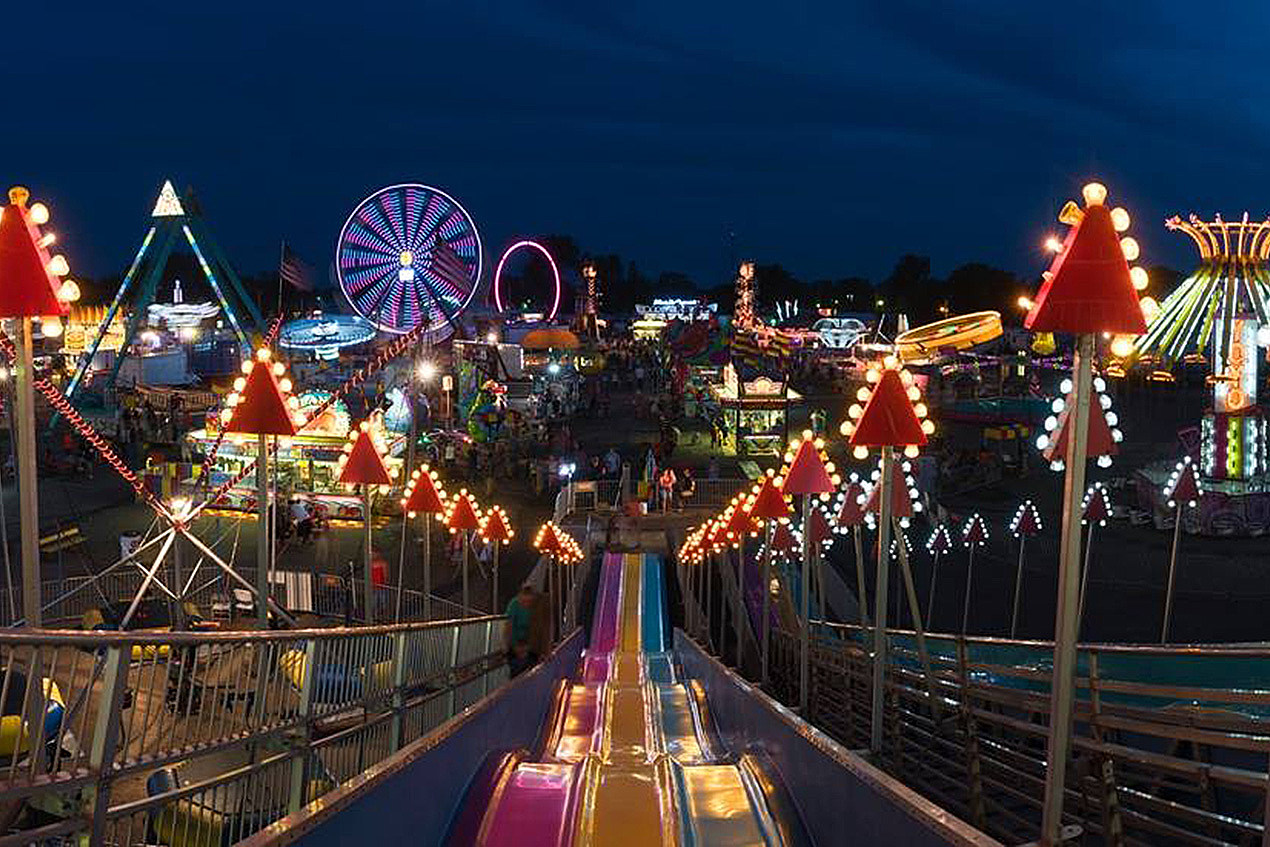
478, 761, 585, 847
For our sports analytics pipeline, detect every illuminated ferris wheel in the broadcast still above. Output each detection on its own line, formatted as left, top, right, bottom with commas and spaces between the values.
335, 183, 483, 337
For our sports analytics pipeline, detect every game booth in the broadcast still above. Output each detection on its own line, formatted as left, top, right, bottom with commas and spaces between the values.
710, 363, 801, 456
180, 390, 403, 521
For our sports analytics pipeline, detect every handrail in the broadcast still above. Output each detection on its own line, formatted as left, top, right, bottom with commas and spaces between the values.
7, 614, 505, 645
813, 618, 1270, 657
0, 613, 517, 847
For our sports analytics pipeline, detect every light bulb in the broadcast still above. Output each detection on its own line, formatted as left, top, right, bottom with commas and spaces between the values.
848, 404, 862, 419
856, 386, 870, 401
272, 362, 285, 376
1110, 207, 1130, 232
241, 361, 254, 374
1082, 182, 1107, 206
39, 232, 55, 248
1120, 237, 1140, 261
40, 317, 62, 338
256, 348, 271, 361
28, 203, 49, 225
233, 377, 246, 392
1130, 266, 1148, 291
904, 445, 919, 458
279, 377, 292, 393
1110, 336, 1134, 358
57, 279, 80, 302
852, 445, 868, 460
48, 255, 69, 276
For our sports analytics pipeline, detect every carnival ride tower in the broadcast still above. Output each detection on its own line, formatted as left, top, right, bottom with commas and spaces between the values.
575, 260, 600, 339
734, 260, 758, 331
1136, 214, 1270, 486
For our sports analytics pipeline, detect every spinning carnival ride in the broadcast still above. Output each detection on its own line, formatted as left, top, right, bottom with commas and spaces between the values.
336, 184, 483, 340
1132, 214, 1270, 488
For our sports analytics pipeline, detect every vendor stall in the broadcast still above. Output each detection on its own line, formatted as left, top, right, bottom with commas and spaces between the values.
181, 390, 403, 520
711, 363, 801, 456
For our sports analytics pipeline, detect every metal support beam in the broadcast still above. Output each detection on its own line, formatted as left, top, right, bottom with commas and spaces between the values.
1041, 333, 1094, 844
15, 319, 40, 627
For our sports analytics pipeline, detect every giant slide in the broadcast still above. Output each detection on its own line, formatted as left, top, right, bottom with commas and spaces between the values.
449, 552, 806, 846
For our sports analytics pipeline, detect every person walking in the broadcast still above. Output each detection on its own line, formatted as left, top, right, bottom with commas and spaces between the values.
658, 467, 677, 513
505, 583, 551, 676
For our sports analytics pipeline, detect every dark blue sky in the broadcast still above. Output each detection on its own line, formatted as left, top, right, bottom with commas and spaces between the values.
7, 2, 1269, 290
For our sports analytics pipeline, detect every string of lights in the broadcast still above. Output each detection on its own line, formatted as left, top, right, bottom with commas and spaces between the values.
0, 331, 168, 517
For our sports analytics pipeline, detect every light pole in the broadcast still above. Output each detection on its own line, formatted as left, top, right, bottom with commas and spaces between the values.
1026, 182, 1147, 845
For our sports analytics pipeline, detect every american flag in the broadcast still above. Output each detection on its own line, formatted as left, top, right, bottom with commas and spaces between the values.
280, 242, 313, 292
430, 239, 471, 294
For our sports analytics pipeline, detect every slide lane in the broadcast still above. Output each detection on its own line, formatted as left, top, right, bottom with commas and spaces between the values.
456, 552, 806, 845
638, 553, 802, 846
467, 555, 625, 847
577, 554, 668, 847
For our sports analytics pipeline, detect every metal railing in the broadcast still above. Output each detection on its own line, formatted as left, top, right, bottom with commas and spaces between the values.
0, 615, 508, 846
0, 570, 479, 629
555, 476, 751, 519
764, 622, 1270, 846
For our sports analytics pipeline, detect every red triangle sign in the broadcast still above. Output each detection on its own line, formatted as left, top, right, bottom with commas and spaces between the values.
724, 502, 758, 539
447, 493, 481, 530
809, 507, 833, 546
481, 508, 513, 542
403, 470, 446, 514
850, 370, 926, 447
1043, 392, 1116, 463
783, 440, 834, 495
836, 483, 866, 527
926, 525, 954, 555
962, 514, 988, 546
1010, 502, 1042, 537
1164, 457, 1201, 507
535, 522, 563, 554
771, 522, 798, 554
0, 196, 67, 318
863, 463, 913, 520
226, 362, 296, 436
338, 429, 392, 485
1025, 203, 1146, 336
749, 475, 790, 520
1082, 484, 1110, 524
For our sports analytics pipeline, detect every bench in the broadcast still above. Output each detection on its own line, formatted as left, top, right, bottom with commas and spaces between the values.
39, 527, 85, 554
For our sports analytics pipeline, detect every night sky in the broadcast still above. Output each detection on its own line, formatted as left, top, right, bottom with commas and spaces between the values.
7, 2, 1270, 292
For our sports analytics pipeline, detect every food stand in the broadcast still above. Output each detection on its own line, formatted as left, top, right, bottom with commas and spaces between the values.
182, 390, 403, 521
711, 364, 801, 456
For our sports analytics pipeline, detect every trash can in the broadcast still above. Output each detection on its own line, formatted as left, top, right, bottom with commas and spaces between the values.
120, 531, 142, 561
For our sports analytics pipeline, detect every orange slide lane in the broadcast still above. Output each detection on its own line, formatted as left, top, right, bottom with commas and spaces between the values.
574, 554, 676, 847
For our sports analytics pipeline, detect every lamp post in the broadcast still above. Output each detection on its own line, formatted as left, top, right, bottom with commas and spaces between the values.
480, 505, 514, 614
336, 419, 397, 625
221, 346, 305, 629
0, 187, 80, 626
841, 354, 934, 754
447, 491, 482, 616
749, 472, 790, 686
1008, 501, 1043, 638
401, 463, 446, 620
778, 433, 839, 715
1024, 181, 1147, 845
1160, 457, 1200, 642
